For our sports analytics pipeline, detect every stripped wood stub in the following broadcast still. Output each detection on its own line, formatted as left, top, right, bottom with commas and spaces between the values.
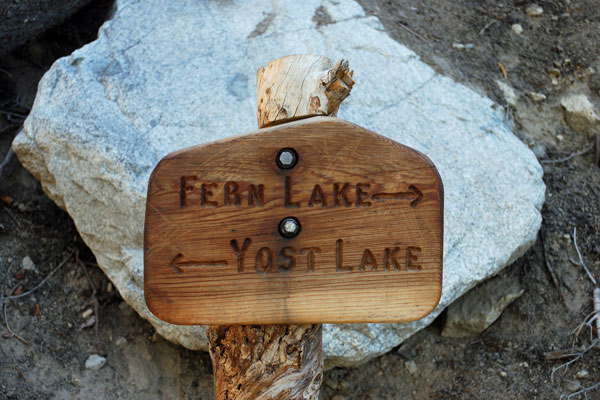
144, 117, 443, 325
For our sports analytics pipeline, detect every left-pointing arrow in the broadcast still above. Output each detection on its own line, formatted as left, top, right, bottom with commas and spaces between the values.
169, 253, 228, 274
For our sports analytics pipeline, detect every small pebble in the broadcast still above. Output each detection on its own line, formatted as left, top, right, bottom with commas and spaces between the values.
575, 370, 589, 379
22, 256, 36, 271
526, 4, 544, 17
404, 360, 418, 375
85, 354, 107, 371
106, 282, 113, 293
115, 336, 128, 347
548, 68, 561, 77
511, 24, 523, 35
566, 379, 581, 392
70, 374, 84, 388
556, 134, 564, 141
499, 370, 508, 378
528, 92, 547, 102
451, 43, 474, 51
81, 308, 93, 319
396, 343, 417, 359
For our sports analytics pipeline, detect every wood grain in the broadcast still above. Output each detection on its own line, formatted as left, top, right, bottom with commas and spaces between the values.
207, 324, 322, 400
256, 55, 354, 128
144, 116, 443, 325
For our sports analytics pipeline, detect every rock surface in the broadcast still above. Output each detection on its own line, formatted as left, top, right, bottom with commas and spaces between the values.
12, 0, 545, 367
560, 94, 599, 135
441, 266, 525, 337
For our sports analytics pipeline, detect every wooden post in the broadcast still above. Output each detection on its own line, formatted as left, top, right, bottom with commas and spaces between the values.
206, 55, 354, 400
144, 54, 443, 399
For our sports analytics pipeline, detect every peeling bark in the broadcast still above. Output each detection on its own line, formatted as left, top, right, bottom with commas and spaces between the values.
206, 55, 353, 399
207, 325, 323, 400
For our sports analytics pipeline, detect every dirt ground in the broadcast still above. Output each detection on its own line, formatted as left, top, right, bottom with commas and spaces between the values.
1, 1, 599, 399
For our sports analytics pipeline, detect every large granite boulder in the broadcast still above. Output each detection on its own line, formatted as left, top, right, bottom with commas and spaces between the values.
13, 0, 545, 368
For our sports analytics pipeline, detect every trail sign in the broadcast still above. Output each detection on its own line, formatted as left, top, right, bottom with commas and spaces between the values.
144, 116, 443, 325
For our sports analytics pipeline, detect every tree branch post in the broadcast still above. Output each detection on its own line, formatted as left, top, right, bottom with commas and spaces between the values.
206, 54, 354, 400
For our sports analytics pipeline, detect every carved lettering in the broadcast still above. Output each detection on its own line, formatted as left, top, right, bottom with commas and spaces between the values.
336, 239, 352, 272
179, 176, 198, 208
230, 238, 252, 272
278, 246, 296, 272
406, 246, 422, 270
384, 247, 401, 271
284, 176, 300, 208
360, 249, 377, 271
201, 182, 218, 207
224, 181, 241, 206
248, 184, 265, 207
308, 184, 327, 208
229, 238, 422, 274
334, 183, 352, 207
255, 247, 274, 274
301, 247, 321, 272
355, 183, 371, 207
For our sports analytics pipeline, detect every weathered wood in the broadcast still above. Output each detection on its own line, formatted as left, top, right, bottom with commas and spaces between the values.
256, 54, 354, 128
144, 117, 443, 324
207, 324, 322, 400
144, 55, 442, 400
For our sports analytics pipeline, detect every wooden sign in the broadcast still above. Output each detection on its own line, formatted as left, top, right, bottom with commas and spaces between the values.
144, 117, 443, 325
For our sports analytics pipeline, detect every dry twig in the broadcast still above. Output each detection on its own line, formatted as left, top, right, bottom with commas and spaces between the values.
551, 339, 598, 383
6, 250, 74, 300
397, 21, 433, 42
479, 19, 498, 35
0, 109, 27, 119
561, 381, 600, 400
2, 205, 22, 229
3, 302, 28, 344
550, 227, 600, 399
573, 227, 597, 286
541, 144, 594, 165
76, 250, 103, 350
540, 230, 568, 307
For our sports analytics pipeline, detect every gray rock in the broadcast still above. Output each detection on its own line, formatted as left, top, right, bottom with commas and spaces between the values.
396, 343, 416, 360
441, 267, 525, 337
526, 4, 544, 17
84, 354, 106, 371
511, 24, 523, 35
12, 0, 545, 367
575, 370, 590, 379
21, 255, 36, 271
496, 80, 519, 107
560, 94, 600, 135
528, 92, 547, 103
404, 360, 418, 376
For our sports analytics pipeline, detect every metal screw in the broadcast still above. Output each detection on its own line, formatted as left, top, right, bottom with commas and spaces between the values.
279, 217, 301, 238
276, 148, 298, 169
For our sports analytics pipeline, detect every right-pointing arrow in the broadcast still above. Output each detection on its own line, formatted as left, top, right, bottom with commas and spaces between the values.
371, 185, 423, 208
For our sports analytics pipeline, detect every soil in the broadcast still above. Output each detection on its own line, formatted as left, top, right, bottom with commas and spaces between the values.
1, 1, 599, 399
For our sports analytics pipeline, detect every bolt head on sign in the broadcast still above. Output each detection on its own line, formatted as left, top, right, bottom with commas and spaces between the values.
144, 117, 443, 325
